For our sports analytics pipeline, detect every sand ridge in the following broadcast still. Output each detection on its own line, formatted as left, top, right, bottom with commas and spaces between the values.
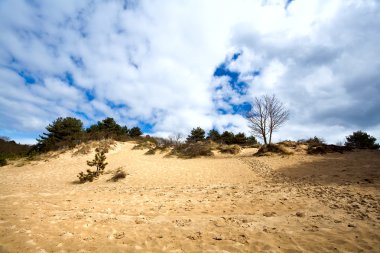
0, 142, 379, 252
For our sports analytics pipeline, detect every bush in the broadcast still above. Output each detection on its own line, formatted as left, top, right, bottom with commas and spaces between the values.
218, 144, 241, 154
86, 117, 128, 140
220, 131, 235, 145
129, 127, 143, 138
132, 141, 156, 150
307, 144, 352, 155
278, 140, 298, 148
255, 144, 293, 156
299, 136, 325, 145
77, 147, 108, 183
0, 157, 7, 167
145, 148, 156, 155
233, 133, 247, 145
36, 117, 84, 152
207, 129, 221, 142
186, 127, 206, 143
109, 168, 127, 182
77, 169, 98, 183
170, 142, 213, 158
345, 131, 380, 150
72, 144, 91, 156
245, 135, 258, 146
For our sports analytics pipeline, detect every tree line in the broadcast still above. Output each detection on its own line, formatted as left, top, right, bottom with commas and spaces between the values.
186, 127, 257, 145
35, 117, 142, 152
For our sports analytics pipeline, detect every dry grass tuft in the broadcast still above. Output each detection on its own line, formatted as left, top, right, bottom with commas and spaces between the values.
218, 144, 241, 154
72, 144, 91, 156
109, 168, 127, 182
307, 144, 352, 155
132, 141, 156, 150
169, 142, 213, 158
255, 144, 293, 156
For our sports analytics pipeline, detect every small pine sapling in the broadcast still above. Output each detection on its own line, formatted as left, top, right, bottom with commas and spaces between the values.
77, 147, 108, 183
87, 147, 108, 176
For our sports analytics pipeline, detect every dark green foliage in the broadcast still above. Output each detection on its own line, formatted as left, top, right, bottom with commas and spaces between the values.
307, 144, 352, 155
37, 117, 84, 152
77, 169, 98, 183
186, 127, 205, 143
234, 132, 247, 145
246, 135, 258, 145
145, 148, 156, 155
345, 131, 380, 150
220, 131, 235, 145
207, 129, 221, 142
255, 144, 293, 156
129, 127, 143, 137
301, 136, 326, 145
86, 117, 126, 140
0, 137, 32, 162
170, 142, 213, 158
109, 168, 127, 182
218, 144, 241, 154
0, 157, 6, 167
122, 126, 129, 135
77, 147, 108, 183
87, 147, 108, 173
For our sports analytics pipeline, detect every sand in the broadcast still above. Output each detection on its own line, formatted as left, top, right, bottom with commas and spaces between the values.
0, 142, 379, 252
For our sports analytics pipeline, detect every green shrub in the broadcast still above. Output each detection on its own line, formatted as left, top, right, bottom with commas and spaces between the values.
78, 169, 98, 183
233, 132, 247, 145
0, 157, 7, 167
133, 141, 156, 150
207, 129, 221, 142
77, 147, 108, 183
299, 136, 325, 145
345, 131, 380, 150
220, 131, 235, 145
278, 140, 298, 148
145, 148, 156, 155
255, 144, 293, 156
186, 127, 206, 143
307, 144, 352, 155
218, 144, 241, 154
170, 142, 213, 158
37, 117, 84, 152
245, 135, 258, 146
129, 127, 143, 138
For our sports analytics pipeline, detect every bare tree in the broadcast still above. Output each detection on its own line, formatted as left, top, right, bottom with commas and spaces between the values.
169, 133, 184, 145
246, 94, 289, 144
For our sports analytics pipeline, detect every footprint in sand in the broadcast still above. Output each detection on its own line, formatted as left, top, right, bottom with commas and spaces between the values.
173, 219, 192, 227
263, 211, 276, 217
187, 231, 202, 240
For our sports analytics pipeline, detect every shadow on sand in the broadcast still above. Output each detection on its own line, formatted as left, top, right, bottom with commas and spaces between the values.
272, 150, 380, 187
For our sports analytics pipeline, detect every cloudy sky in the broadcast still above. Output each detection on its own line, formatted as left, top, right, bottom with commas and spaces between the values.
0, 0, 379, 144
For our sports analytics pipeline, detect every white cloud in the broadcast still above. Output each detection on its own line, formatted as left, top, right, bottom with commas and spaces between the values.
0, 0, 379, 144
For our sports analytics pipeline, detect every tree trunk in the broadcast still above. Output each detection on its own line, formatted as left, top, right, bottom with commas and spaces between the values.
262, 131, 267, 145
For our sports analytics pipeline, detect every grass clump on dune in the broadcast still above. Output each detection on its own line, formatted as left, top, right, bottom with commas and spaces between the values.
169, 142, 213, 158
218, 144, 241, 154
255, 144, 293, 156
109, 168, 127, 182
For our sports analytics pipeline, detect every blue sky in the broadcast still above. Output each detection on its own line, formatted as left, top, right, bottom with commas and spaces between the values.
1, 0, 380, 144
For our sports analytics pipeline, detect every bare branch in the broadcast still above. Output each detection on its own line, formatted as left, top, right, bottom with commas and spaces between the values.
246, 94, 289, 144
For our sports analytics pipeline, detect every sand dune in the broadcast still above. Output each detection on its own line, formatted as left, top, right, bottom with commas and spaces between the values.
0, 142, 379, 252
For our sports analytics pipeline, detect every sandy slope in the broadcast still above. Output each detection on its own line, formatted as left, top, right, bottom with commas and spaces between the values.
0, 142, 379, 253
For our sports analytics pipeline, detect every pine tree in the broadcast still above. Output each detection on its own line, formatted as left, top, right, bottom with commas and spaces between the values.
345, 131, 380, 149
186, 127, 205, 143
